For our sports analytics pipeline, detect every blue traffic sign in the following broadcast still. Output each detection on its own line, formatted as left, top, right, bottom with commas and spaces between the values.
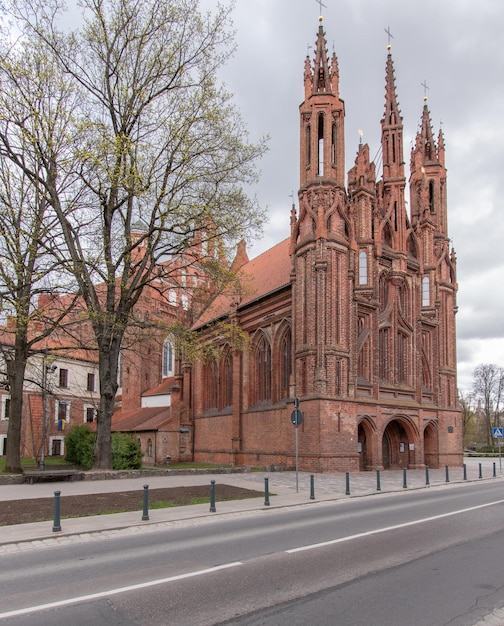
291, 409, 303, 427
492, 427, 504, 438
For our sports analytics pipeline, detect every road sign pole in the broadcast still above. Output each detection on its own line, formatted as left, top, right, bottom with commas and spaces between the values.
295, 425, 299, 493
500, 439, 502, 472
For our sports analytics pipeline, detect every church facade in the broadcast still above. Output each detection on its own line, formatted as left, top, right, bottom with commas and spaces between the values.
186, 18, 462, 471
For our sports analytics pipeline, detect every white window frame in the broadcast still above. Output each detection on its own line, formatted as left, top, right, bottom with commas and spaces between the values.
1, 395, 10, 420
55, 400, 71, 424
49, 436, 65, 457
162, 338, 175, 378
422, 276, 430, 307
84, 404, 96, 424
168, 289, 177, 306
358, 251, 368, 285
0, 434, 7, 455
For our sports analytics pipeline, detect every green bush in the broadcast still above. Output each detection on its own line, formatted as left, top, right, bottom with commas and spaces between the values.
111, 433, 142, 470
65, 426, 142, 470
65, 424, 95, 469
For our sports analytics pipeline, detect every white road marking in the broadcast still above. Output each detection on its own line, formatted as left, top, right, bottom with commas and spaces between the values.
286, 499, 504, 553
0, 562, 242, 620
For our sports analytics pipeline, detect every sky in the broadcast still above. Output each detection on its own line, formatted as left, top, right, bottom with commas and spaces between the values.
211, 0, 504, 392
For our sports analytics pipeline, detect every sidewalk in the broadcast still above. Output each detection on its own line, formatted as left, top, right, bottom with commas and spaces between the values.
1, 457, 502, 553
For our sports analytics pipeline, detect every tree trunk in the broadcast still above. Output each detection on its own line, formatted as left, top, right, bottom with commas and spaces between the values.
4, 353, 28, 473
93, 340, 121, 469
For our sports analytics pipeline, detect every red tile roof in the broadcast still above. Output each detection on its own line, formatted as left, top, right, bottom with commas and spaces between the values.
194, 238, 291, 328
111, 406, 173, 432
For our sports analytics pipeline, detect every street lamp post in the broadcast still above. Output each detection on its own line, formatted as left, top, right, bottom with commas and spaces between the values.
40, 359, 56, 471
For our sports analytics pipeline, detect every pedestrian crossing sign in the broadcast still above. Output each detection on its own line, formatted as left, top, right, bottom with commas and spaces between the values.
492, 427, 504, 438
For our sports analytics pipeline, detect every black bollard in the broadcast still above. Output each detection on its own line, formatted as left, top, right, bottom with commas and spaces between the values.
310, 474, 315, 500
445, 465, 450, 483
376, 469, 381, 492
493, 462, 497, 478
264, 477, 270, 506
463, 463, 467, 480
403, 468, 407, 489
210, 480, 216, 512
52, 490, 61, 533
425, 466, 430, 486
479, 463, 483, 479
345, 472, 350, 496
142, 484, 149, 521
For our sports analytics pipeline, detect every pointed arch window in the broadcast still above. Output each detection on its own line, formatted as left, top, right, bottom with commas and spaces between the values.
318, 113, 324, 176
422, 276, 430, 307
306, 124, 311, 167
221, 350, 233, 409
162, 338, 174, 378
429, 180, 435, 213
331, 122, 337, 165
280, 328, 292, 397
255, 334, 272, 402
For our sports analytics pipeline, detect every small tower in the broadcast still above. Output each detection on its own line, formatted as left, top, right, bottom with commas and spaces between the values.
292, 17, 351, 400
378, 47, 408, 255
299, 17, 345, 188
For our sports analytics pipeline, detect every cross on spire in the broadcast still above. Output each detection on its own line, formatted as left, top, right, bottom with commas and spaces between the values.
421, 79, 430, 101
384, 26, 393, 50
314, 0, 327, 16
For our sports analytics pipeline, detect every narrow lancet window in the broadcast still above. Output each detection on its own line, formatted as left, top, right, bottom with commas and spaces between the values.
359, 251, 368, 285
306, 125, 311, 167
422, 276, 430, 307
318, 114, 324, 176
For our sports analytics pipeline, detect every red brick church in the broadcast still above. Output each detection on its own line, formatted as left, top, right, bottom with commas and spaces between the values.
179, 18, 462, 472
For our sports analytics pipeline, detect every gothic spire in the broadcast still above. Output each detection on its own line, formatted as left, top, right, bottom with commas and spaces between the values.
381, 47, 404, 180
383, 49, 401, 127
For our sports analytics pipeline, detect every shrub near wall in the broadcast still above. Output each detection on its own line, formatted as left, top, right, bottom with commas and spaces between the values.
112, 433, 142, 470
65, 426, 142, 470
65, 424, 95, 469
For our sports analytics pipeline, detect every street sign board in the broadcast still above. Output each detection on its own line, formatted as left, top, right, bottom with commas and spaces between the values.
493, 427, 504, 439
291, 409, 303, 427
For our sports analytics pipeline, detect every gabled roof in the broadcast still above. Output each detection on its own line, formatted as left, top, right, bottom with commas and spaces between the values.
194, 238, 291, 329
142, 376, 178, 397
111, 406, 173, 432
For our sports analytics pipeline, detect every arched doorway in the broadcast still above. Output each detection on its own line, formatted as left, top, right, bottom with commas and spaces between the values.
382, 420, 410, 469
358, 418, 375, 470
424, 422, 439, 468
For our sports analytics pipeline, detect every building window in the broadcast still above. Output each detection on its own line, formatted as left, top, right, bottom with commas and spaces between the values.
255, 334, 272, 402
181, 294, 189, 311
318, 113, 324, 176
49, 437, 65, 457
1, 435, 7, 455
162, 338, 174, 378
358, 251, 368, 285
1, 397, 10, 420
147, 438, 153, 457
84, 406, 96, 423
55, 401, 70, 426
221, 351, 233, 409
59, 368, 68, 388
422, 276, 430, 307
87, 373, 95, 392
281, 328, 292, 396
169, 289, 177, 306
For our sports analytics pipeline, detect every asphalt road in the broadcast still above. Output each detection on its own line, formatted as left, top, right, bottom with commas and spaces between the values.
1, 481, 504, 625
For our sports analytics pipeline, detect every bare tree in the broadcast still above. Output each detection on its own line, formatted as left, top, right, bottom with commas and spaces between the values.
0, 32, 81, 472
3, 0, 267, 469
472, 364, 504, 445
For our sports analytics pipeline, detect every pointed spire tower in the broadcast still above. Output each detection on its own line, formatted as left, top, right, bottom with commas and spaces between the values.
292, 17, 351, 399
299, 17, 345, 188
378, 45, 408, 253
410, 99, 448, 236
